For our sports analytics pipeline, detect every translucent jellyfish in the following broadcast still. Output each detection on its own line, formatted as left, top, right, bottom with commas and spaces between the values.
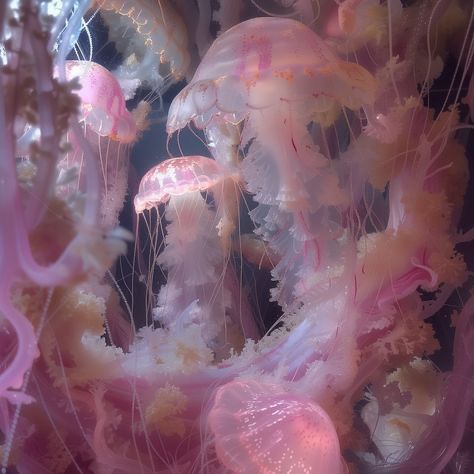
64, 60, 140, 142
58, 60, 149, 231
208, 379, 347, 474
135, 155, 260, 350
167, 16, 377, 307
97, 0, 191, 97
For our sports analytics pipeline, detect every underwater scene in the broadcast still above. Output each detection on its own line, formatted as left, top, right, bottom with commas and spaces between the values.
0, 0, 473, 472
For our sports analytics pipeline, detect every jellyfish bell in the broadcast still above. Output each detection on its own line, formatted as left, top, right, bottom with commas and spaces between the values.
134, 155, 239, 213
167, 16, 378, 135
208, 379, 347, 474
64, 60, 139, 143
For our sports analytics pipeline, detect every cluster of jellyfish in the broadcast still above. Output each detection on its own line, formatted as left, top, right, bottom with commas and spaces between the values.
0, 0, 473, 472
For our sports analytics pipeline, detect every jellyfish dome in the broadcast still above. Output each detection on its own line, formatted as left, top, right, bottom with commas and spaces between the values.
168, 16, 377, 133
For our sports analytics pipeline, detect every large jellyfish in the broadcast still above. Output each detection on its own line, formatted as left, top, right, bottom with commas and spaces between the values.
167, 17, 378, 309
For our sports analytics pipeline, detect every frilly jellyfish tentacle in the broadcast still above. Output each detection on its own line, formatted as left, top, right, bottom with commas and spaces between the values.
20, 9, 67, 230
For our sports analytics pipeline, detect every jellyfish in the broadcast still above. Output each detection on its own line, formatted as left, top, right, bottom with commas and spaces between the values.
208, 379, 347, 474
167, 16, 377, 309
57, 60, 149, 232
135, 155, 260, 352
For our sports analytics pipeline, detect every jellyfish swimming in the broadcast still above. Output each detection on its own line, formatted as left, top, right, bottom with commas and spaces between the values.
0, 0, 473, 473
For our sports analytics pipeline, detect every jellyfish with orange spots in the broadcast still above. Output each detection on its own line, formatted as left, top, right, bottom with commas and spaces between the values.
1, 3, 473, 473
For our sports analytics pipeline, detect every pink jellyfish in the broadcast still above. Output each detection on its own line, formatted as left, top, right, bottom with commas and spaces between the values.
58, 60, 149, 232
167, 16, 377, 307
208, 379, 347, 474
135, 155, 260, 352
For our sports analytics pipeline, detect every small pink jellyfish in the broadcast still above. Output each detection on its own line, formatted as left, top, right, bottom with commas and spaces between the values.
59, 60, 149, 231
135, 155, 259, 348
134, 155, 238, 213
208, 379, 347, 474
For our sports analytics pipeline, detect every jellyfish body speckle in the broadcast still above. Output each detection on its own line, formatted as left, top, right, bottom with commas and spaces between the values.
209, 380, 347, 474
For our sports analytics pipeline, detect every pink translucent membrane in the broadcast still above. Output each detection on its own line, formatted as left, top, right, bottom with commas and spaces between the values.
208, 379, 346, 474
65, 61, 137, 143
167, 17, 376, 133
134, 155, 236, 212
